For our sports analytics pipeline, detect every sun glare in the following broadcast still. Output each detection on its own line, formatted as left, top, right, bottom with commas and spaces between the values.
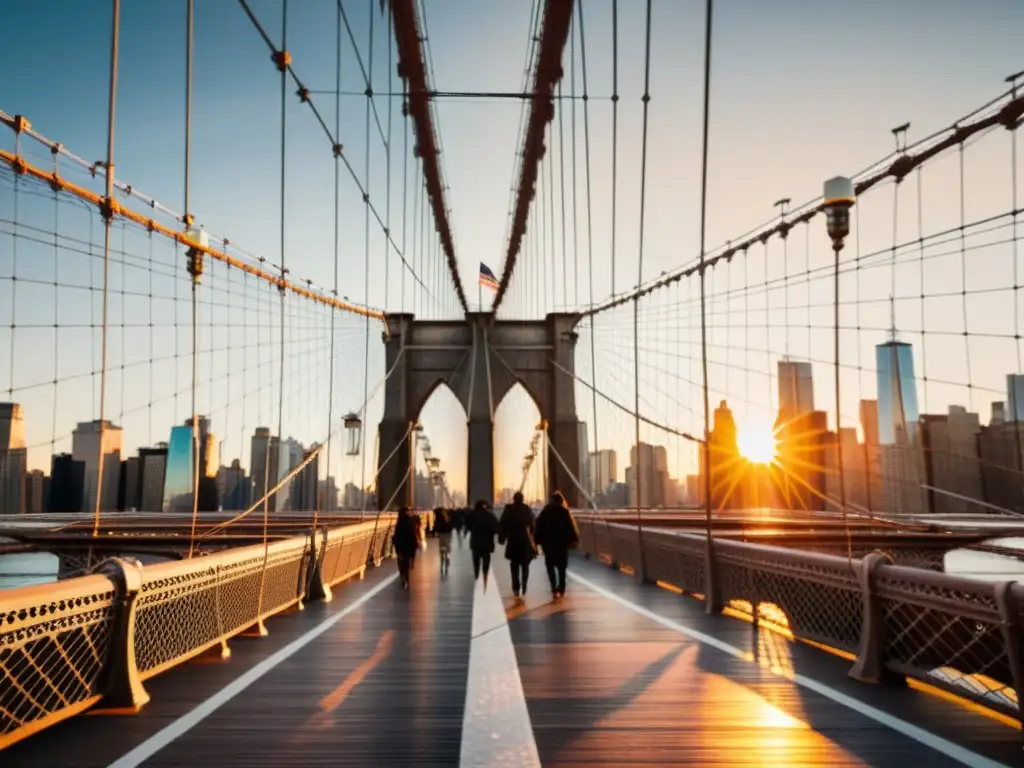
738, 423, 777, 464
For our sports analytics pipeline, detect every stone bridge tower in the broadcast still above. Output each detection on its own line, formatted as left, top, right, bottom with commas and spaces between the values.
376, 312, 582, 509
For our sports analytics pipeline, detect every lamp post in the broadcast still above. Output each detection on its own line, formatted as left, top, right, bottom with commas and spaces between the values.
823, 176, 854, 550
343, 413, 362, 456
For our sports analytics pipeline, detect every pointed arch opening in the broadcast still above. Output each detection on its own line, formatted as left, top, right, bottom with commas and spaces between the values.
414, 380, 467, 508
494, 381, 545, 507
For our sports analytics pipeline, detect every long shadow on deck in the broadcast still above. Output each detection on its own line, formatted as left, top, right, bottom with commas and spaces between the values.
499, 555, 1021, 767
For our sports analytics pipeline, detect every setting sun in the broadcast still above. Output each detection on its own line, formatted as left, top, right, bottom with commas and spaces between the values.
738, 423, 778, 464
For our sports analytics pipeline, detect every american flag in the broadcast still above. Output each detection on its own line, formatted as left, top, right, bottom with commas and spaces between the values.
479, 262, 499, 291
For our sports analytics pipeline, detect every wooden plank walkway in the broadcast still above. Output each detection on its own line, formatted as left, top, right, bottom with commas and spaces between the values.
498, 556, 1022, 767
3, 538, 1021, 767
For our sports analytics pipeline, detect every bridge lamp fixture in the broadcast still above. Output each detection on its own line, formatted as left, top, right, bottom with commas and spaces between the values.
343, 412, 362, 456
822, 176, 855, 251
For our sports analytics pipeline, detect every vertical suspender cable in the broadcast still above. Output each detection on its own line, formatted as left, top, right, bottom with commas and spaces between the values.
322, 0, 343, 539
570, 14, 578, 307
260, 0, 289, 619
360, 0, 373, 513
92, 0, 121, 538
186, 0, 202, 559
632, 0, 653, 581
610, 0, 619, 299
696, 0, 718, 612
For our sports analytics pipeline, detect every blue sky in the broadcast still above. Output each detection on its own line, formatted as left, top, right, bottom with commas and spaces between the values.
2, 0, 1023, 497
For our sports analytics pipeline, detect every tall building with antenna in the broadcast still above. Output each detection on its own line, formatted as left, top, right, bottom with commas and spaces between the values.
875, 299, 926, 514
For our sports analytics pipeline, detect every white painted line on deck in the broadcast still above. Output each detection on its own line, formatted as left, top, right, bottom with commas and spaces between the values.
567, 570, 1011, 768
107, 573, 399, 768
459, 577, 541, 768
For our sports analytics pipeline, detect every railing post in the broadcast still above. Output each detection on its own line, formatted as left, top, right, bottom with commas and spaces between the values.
850, 552, 904, 684
703, 538, 722, 614
307, 527, 333, 603
994, 581, 1024, 727
95, 557, 150, 711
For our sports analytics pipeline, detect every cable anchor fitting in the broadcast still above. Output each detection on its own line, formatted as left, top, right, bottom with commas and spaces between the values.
272, 50, 292, 72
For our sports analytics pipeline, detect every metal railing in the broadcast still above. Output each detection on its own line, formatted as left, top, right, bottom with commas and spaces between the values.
576, 518, 1024, 722
0, 517, 398, 751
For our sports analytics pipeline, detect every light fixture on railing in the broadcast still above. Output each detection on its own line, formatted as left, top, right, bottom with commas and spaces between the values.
343, 412, 362, 456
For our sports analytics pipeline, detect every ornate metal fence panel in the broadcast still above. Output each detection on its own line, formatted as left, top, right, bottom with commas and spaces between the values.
0, 520, 393, 751
574, 518, 1024, 721
0, 575, 118, 749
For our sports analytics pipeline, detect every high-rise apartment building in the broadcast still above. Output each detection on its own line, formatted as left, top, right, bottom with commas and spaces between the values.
250, 428, 280, 512
72, 419, 123, 513
875, 340, 925, 514
0, 403, 27, 515
778, 360, 814, 416
588, 449, 617, 496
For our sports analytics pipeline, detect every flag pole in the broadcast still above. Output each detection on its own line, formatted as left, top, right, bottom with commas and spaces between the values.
478, 265, 483, 313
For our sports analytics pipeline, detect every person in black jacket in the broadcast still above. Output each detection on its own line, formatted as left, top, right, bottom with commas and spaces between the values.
498, 491, 537, 602
433, 507, 454, 575
535, 490, 580, 600
466, 498, 499, 586
392, 506, 423, 591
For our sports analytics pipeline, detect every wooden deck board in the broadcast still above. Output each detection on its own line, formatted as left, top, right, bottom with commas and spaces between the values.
513, 553, 1020, 767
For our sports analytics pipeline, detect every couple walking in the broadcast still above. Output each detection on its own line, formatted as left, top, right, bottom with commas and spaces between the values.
468, 490, 580, 603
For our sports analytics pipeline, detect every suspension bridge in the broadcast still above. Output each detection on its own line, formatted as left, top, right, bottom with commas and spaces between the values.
2, 0, 1024, 764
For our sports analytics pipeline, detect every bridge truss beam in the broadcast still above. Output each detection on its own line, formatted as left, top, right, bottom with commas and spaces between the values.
491, 0, 574, 313
390, 0, 469, 314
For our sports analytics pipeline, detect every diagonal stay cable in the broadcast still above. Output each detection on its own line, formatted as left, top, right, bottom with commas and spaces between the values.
236, 0, 434, 300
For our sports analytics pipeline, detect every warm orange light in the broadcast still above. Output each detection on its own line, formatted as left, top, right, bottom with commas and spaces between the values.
738, 423, 777, 464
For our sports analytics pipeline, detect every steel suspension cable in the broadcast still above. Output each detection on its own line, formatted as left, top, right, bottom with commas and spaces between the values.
360, 0, 373, 510
557, 80, 568, 307
321, 0, 344, 538
610, 0, 619, 298
186, 0, 202, 558
696, 0, 717, 610
630, 0, 654, 578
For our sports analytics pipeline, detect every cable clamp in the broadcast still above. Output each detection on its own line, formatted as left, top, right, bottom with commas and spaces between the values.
100, 196, 121, 220
12, 115, 31, 134
272, 49, 292, 72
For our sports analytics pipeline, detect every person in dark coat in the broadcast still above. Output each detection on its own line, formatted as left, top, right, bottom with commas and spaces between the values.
466, 498, 499, 586
535, 490, 580, 600
432, 507, 454, 574
498, 491, 538, 602
392, 506, 423, 591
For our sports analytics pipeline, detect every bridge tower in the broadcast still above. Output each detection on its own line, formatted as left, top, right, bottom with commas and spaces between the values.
377, 312, 582, 510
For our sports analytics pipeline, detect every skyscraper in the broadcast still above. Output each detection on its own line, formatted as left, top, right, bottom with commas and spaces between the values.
627, 443, 668, 508
778, 360, 814, 416
72, 419, 123, 513
49, 453, 85, 512
875, 340, 925, 514
25, 469, 46, 514
163, 425, 194, 513
139, 445, 168, 512
1007, 374, 1024, 422
0, 403, 27, 515
250, 428, 280, 512
588, 449, 617, 496
291, 445, 320, 510
876, 341, 920, 445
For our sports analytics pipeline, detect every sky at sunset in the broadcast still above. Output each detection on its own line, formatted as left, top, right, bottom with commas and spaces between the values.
2, 0, 1023, 500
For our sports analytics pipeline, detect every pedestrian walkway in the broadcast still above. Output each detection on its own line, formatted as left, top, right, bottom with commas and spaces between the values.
4, 542, 1020, 767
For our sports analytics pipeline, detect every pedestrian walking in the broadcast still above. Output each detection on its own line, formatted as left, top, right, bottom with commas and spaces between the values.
498, 491, 537, 603
466, 498, 499, 587
392, 505, 423, 591
535, 490, 580, 600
